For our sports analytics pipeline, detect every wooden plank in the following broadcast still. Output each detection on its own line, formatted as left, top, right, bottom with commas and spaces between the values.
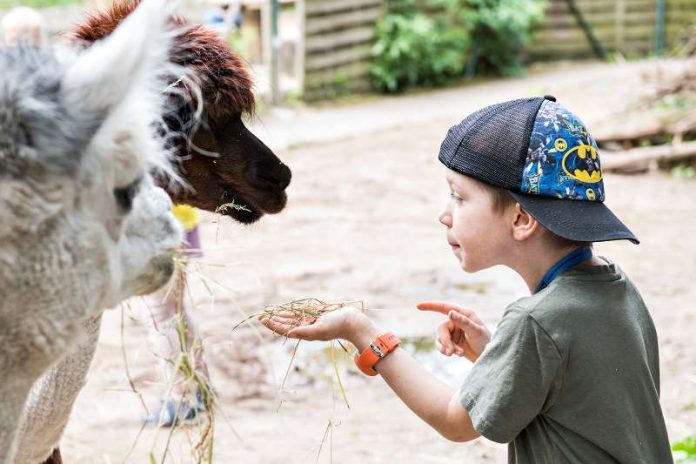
305, 44, 372, 71
305, 77, 372, 94
305, 5, 383, 35
665, 11, 696, 24
529, 38, 652, 53
304, 61, 372, 88
602, 141, 696, 172
303, 79, 373, 101
539, 11, 655, 28
305, 25, 375, 52
545, 2, 614, 15
305, 0, 382, 16
533, 26, 654, 46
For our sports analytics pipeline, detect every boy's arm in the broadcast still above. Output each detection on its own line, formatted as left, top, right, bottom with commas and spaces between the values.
350, 317, 480, 443
263, 309, 480, 442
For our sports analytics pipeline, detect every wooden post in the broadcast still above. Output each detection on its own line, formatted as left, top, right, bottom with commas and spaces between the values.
261, 0, 271, 78
615, 0, 625, 53
270, 0, 280, 104
296, 0, 306, 95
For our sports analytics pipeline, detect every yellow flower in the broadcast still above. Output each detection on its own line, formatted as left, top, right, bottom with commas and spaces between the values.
172, 204, 198, 231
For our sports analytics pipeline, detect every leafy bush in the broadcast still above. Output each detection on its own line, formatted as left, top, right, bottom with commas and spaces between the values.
370, 13, 469, 92
673, 435, 696, 463
370, 0, 545, 93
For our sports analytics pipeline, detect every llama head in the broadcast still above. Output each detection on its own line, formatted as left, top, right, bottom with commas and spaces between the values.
72, 1, 292, 225
166, 24, 292, 224
0, 0, 183, 309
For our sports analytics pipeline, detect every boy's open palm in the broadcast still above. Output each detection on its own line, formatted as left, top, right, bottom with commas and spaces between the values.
417, 301, 491, 363
259, 307, 360, 342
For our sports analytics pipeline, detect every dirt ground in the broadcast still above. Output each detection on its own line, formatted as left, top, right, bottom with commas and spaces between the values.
57, 64, 696, 463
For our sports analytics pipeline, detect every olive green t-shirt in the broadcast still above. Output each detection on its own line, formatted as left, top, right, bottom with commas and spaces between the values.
460, 258, 672, 463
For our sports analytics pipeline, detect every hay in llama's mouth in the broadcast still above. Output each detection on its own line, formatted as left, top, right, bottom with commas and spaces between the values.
216, 186, 288, 224
215, 192, 262, 224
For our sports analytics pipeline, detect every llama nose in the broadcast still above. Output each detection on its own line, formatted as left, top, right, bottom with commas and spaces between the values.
253, 161, 291, 191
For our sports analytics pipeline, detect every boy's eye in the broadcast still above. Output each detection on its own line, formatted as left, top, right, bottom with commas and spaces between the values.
449, 192, 463, 202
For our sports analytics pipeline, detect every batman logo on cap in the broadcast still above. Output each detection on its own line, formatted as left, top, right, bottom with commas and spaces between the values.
561, 144, 602, 183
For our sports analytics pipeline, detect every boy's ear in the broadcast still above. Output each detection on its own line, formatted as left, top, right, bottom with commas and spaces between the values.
511, 203, 540, 242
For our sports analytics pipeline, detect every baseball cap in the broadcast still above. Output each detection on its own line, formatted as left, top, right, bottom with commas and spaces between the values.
438, 95, 638, 244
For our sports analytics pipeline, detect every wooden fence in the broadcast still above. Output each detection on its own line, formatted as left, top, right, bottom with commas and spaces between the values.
301, 0, 696, 100
529, 0, 696, 60
302, 0, 384, 100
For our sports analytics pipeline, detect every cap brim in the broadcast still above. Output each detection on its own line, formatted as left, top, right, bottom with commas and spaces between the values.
509, 192, 639, 244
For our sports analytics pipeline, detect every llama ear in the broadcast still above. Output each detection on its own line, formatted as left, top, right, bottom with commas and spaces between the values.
61, 0, 175, 122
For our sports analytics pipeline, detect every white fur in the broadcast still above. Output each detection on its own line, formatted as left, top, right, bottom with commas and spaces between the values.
0, 0, 184, 461
14, 181, 183, 463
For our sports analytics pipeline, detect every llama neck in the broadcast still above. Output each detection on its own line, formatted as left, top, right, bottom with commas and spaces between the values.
14, 315, 103, 464
0, 378, 35, 464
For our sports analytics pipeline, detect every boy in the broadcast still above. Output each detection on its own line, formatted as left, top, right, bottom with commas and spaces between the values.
261, 96, 672, 463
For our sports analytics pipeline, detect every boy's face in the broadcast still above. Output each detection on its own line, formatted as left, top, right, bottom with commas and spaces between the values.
439, 170, 511, 273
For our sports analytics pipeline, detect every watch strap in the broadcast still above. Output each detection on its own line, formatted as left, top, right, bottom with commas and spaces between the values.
354, 332, 401, 376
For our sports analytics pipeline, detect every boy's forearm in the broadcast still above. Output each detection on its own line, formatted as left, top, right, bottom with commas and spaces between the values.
346, 315, 479, 442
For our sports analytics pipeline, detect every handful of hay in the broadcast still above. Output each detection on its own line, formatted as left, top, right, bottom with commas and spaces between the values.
232, 298, 365, 412
232, 298, 365, 333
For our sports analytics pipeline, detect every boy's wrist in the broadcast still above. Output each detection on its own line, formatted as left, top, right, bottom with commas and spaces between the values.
346, 311, 381, 351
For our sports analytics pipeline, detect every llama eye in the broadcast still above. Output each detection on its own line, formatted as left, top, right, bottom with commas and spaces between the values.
113, 177, 141, 213
18, 122, 34, 148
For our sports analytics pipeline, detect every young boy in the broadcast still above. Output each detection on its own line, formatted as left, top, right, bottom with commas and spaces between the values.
261, 96, 673, 463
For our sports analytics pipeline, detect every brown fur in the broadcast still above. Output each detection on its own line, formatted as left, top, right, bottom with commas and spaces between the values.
70, 0, 255, 122
69, 0, 291, 224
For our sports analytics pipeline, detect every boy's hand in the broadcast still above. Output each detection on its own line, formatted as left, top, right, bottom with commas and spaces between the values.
417, 301, 491, 363
260, 307, 374, 345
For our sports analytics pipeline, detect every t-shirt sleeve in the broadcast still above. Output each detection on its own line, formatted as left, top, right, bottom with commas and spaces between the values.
460, 307, 563, 444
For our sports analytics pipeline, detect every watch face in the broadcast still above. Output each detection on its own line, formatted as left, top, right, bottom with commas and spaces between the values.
369, 344, 384, 358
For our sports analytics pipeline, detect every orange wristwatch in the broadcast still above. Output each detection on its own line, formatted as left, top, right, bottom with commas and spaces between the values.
354, 332, 401, 376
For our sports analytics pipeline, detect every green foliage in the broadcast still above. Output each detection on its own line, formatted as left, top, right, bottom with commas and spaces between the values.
671, 163, 696, 180
0, 0, 80, 9
673, 435, 696, 463
370, 0, 545, 93
370, 12, 469, 92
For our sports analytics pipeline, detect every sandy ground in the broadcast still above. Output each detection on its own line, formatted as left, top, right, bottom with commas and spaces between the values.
54, 62, 696, 464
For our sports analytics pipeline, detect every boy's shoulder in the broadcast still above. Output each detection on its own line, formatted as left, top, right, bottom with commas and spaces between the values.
508, 256, 631, 315
502, 257, 647, 348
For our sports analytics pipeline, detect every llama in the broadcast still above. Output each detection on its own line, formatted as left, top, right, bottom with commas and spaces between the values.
14, 2, 293, 463
0, 0, 184, 461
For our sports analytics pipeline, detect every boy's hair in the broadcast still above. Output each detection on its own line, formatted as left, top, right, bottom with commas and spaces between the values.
480, 180, 591, 249
486, 183, 517, 214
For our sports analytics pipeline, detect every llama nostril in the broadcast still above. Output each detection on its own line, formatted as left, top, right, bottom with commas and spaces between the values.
254, 163, 291, 190
276, 163, 291, 190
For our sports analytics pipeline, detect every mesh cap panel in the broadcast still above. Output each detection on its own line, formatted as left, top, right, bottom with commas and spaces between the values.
438, 97, 544, 191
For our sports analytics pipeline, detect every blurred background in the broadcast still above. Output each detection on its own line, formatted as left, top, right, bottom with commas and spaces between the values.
2, 0, 695, 463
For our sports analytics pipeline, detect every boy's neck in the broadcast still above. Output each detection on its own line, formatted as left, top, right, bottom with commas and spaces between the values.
510, 245, 592, 294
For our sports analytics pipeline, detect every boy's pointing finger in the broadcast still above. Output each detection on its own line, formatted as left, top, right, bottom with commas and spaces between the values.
417, 300, 464, 316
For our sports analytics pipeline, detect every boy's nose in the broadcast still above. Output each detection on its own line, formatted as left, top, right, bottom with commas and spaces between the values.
438, 209, 452, 227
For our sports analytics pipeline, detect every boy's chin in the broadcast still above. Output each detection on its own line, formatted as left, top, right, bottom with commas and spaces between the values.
459, 257, 486, 273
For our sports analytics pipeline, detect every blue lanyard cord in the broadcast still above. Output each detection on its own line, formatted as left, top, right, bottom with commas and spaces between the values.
535, 247, 593, 293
